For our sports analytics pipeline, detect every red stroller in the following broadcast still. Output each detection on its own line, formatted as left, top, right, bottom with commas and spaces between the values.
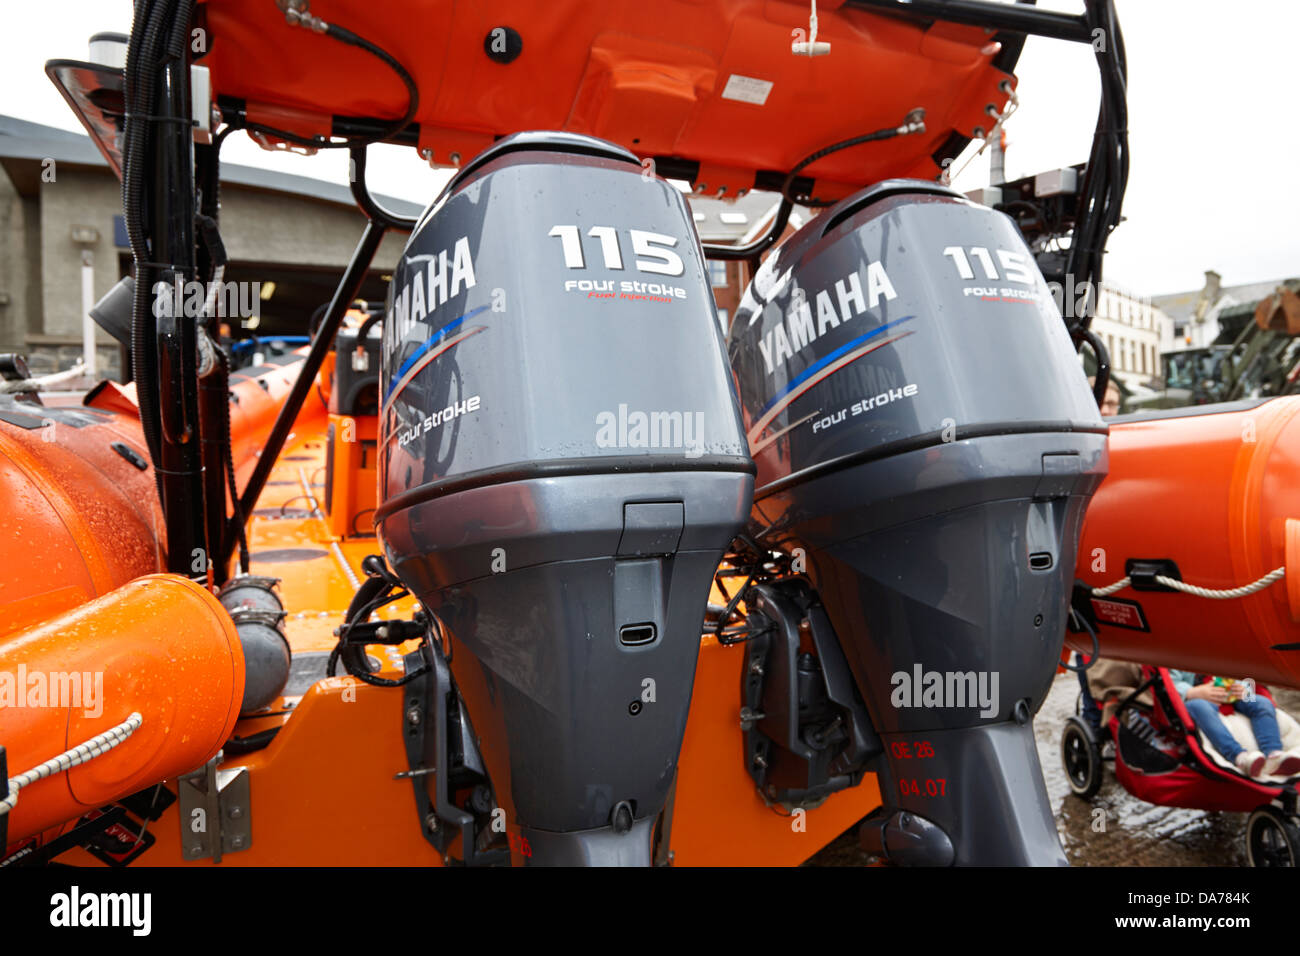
1061, 660, 1300, 866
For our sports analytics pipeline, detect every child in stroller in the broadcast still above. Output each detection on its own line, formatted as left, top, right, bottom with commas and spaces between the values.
1171, 670, 1300, 778
1061, 658, 1300, 867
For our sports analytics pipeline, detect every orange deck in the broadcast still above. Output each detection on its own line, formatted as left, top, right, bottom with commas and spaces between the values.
50, 418, 879, 866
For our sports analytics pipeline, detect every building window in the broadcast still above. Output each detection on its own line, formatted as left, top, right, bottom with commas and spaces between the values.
708, 260, 728, 288
717, 307, 729, 329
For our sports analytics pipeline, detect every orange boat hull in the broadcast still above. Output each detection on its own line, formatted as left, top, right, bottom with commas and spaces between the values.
2, 574, 244, 848
1072, 397, 1300, 688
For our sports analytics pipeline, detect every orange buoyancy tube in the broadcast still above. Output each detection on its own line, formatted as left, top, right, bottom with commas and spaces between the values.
226, 354, 323, 485
1, 574, 245, 847
0, 402, 166, 636
0, 352, 318, 633
1071, 397, 1300, 688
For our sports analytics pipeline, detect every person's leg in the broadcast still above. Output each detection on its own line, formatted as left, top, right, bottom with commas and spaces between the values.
1234, 696, 1283, 754
1185, 698, 1245, 759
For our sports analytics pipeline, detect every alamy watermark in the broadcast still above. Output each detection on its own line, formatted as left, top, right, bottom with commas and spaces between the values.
49, 886, 150, 936
595, 404, 705, 459
890, 664, 999, 719
152, 278, 261, 324
0, 666, 103, 718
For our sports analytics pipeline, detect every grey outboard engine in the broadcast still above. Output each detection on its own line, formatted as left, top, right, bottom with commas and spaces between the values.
728, 180, 1107, 865
376, 132, 753, 865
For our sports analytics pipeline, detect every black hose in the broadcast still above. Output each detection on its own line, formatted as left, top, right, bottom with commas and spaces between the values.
1066, 0, 1128, 335
123, 0, 197, 479
1063, 608, 1101, 673
1077, 327, 1111, 407
123, 0, 171, 474
233, 17, 417, 149
354, 310, 382, 345
307, 301, 330, 340
216, 349, 250, 573
328, 557, 428, 687
781, 119, 921, 208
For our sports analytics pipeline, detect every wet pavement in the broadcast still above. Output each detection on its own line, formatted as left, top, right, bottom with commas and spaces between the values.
808, 673, 1300, 866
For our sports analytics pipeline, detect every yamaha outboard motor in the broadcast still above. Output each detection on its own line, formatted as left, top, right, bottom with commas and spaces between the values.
728, 180, 1107, 865
376, 132, 753, 865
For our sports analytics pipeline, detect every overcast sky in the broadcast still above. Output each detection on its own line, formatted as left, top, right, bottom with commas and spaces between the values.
3, 1, 1295, 297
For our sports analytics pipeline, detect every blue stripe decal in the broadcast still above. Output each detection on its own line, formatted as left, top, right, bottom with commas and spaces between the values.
757, 315, 916, 417
386, 304, 490, 401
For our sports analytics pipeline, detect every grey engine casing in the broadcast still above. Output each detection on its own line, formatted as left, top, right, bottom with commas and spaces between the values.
376, 132, 754, 865
728, 180, 1108, 865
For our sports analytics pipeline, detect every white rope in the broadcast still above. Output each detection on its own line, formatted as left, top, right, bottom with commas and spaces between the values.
0, 360, 87, 393
1092, 567, 1286, 601
0, 712, 143, 816
1092, 577, 1132, 596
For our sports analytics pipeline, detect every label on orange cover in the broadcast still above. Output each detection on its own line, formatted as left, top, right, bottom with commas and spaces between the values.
1091, 596, 1149, 632
721, 74, 773, 105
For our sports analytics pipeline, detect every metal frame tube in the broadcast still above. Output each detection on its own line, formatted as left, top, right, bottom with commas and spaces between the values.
151, 17, 208, 575
351, 146, 418, 233
847, 0, 1092, 44
221, 219, 387, 570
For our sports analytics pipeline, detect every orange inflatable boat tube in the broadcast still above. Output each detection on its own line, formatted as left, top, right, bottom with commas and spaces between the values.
1072, 397, 1300, 689
1, 574, 245, 847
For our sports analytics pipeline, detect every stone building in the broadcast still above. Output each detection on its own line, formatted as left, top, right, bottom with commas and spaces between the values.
0, 114, 419, 380
1087, 282, 1170, 389
1154, 269, 1295, 351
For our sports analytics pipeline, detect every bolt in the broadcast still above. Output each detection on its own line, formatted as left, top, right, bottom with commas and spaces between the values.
754, 753, 768, 769
628, 700, 642, 716
230, 835, 245, 849
425, 813, 439, 833
189, 844, 203, 856
228, 805, 243, 819
406, 706, 421, 726
749, 660, 764, 676
1033, 613, 1044, 627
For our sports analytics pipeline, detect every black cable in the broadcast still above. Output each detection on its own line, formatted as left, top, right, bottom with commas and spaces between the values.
1066, 0, 1128, 337
234, 17, 417, 150
278, 494, 314, 516
328, 556, 428, 687
307, 302, 330, 339
350, 508, 376, 537
123, 0, 173, 476
217, 350, 250, 572
1077, 327, 1111, 407
354, 310, 383, 345
781, 117, 923, 208
1063, 608, 1100, 672
122, 0, 198, 500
